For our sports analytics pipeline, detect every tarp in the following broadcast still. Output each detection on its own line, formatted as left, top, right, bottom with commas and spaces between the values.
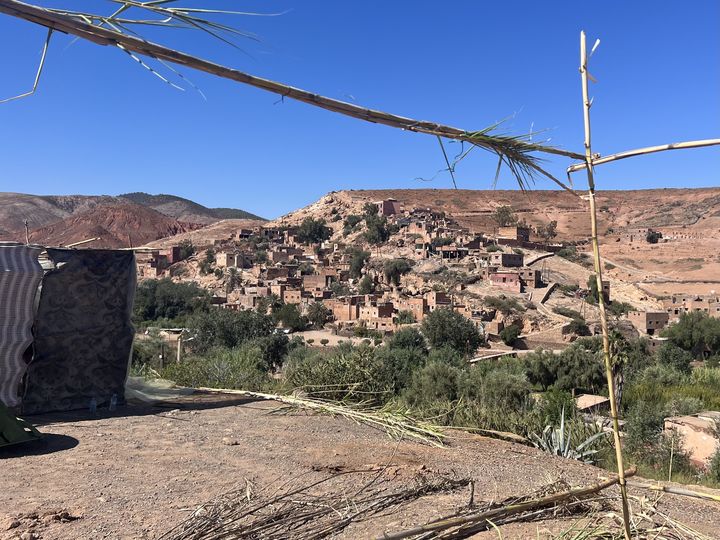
21, 249, 136, 414
0, 243, 43, 408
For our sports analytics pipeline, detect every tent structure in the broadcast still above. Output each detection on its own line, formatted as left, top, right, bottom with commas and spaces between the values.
0, 242, 43, 408
21, 249, 136, 414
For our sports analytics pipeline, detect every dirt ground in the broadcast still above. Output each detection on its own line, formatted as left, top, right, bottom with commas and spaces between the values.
2, 393, 720, 540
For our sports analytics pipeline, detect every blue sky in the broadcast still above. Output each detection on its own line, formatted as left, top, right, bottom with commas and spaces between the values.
0, 1, 718, 219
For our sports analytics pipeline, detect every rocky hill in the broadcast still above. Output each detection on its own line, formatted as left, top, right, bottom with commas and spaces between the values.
272, 188, 720, 242
119, 192, 264, 224
25, 201, 199, 248
0, 192, 264, 240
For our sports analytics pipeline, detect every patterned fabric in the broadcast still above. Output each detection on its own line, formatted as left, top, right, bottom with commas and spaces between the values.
22, 249, 136, 414
0, 244, 43, 408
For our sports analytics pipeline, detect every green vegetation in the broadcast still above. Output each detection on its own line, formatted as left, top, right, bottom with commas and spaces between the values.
483, 295, 525, 316
646, 230, 663, 244
664, 311, 720, 358
187, 308, 275, 353
357, 275, 375, 294
347, 247, 371, 278
396, 310, 416, 325
486, 244, 502, 253
199, 247, 216, 275
383, 258, 412, 286
307, 302, 331, 330
553, 306, 583, 319
499, 325, 521, 346
297, 217, 332, 245
273, 303, 308, 332
178, 239, 195, 261
493, 205, 516, 227
134, 278, 209, 326
535, 220, 558, 241
421, 308, 483, 356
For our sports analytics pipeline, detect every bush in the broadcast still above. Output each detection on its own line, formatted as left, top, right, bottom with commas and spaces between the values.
163, 345, 269, 390
134, 278, 210, 325
656, 343, 694, 374
707, 450, 720, 485
665, 311, 720, 358
188, 308, 275, 353
403, 361, 463, 406
608, 301, 634, 317
358, 275, 375, 294
284, 344, 389, 402
178, 239, 195, 261
297, 217, 332, 245
421, 309, 483, 356
499, 325, 521, 346
567, 318, 591, 336
386, 327, 427, 353
486, 244, 502, 253
396, 310, 416, 325
307, 302, 331, 329
274, 303, 308, 332
483, 295, 525, 316
347, 248, 371, 278
553, 306, 584, 319
477, 369, 531, 410
383, 258, 412, 286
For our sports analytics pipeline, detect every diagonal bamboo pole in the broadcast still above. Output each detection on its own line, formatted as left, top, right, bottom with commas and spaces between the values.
0, 0, 584, 165
579, 30, 632, 540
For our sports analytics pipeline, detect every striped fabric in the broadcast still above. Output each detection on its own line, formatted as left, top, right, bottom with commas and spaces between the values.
0, 243, 43, 408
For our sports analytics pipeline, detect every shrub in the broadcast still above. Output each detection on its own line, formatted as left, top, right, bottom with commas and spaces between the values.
383, 258, 412, 286
499, 325, 521, 346
134, 278, 210, 324
188, 309, 275, 353
483, 295, 525, 316
403, 361, 463, 406
567, 318, 591, 336
396, 310, 416, 325
608, 301, 635, 317
478, 369, 531, 410
386, 327, 426, 353
320, 338, 329, 347
656, 343, 694, 374
178, 239, 195, 260
707, 449, 720, 485
163, 345, 269, 390
486, 244, 502, 253
297, 217, 332, 244
307, 302, 331, 329
347, 247, 371, 278
284, 345, 389, 402
665, 311, 720, 358
421, 309, 483, 356
553, 306, 584, 319
358, 275, 375, 294
493, 205, 516, 227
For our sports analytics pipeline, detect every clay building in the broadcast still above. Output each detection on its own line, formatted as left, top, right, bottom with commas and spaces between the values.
628, 310, 670, 335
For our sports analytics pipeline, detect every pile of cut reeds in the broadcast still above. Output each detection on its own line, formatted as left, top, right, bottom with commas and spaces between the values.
159, 470, 469, 540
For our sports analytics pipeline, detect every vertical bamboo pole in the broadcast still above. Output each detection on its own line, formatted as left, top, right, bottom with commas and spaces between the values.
579, 31, 632, 540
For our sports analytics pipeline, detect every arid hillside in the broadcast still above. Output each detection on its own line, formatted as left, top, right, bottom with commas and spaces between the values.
0, 192, 263, 239
334, 188, 720, 241
25, 202, 198, 249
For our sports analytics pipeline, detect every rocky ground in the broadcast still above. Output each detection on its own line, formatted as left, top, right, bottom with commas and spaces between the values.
2, 393, 720, 539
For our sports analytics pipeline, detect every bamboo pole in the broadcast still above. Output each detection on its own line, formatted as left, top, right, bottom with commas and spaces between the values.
566, 138, 720, 173
579, 31, 632, 540
375, 468, 637, 540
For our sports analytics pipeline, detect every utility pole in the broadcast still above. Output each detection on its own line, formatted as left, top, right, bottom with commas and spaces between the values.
579, 31, 632, 540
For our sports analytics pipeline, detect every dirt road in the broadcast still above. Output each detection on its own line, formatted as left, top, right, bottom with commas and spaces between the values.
2, 393, 719, 539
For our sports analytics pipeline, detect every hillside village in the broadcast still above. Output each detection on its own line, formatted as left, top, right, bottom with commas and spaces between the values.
134, 191, 720, 355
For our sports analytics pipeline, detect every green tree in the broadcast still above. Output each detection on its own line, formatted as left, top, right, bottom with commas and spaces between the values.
403, 361, 463, 406
386, 327, 427, 353
347, 247, 370, 278
133, 278, 210, 324
364, 214, 391, 245
536, 220, 558, 241
188, 308, 275, 353
383, 258, 412, 286
358, 275, 375, 295
493, 205, 517, 227
421, 309, 483, 356
307, 302, 331, 329
274, 303, 308, 332
396, 310, 416, 325
199, 247, 216, 275
178, 239, 195, 260
225, 267, 240, 294
665, 311, 720, 358
646, 231, 663, 244
499, 325, 521, 346
297, 217, 332, 245
656, 343, 694, 374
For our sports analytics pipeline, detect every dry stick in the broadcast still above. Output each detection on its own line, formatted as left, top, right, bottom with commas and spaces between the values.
579, 31, 632, 540
629, 481, 720, 503
0, 0, 585, 193
375, 468, 637, 540
566, 138, 720, 173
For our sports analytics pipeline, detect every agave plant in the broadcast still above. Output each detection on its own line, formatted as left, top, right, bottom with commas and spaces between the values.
530, 408, 608, 464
